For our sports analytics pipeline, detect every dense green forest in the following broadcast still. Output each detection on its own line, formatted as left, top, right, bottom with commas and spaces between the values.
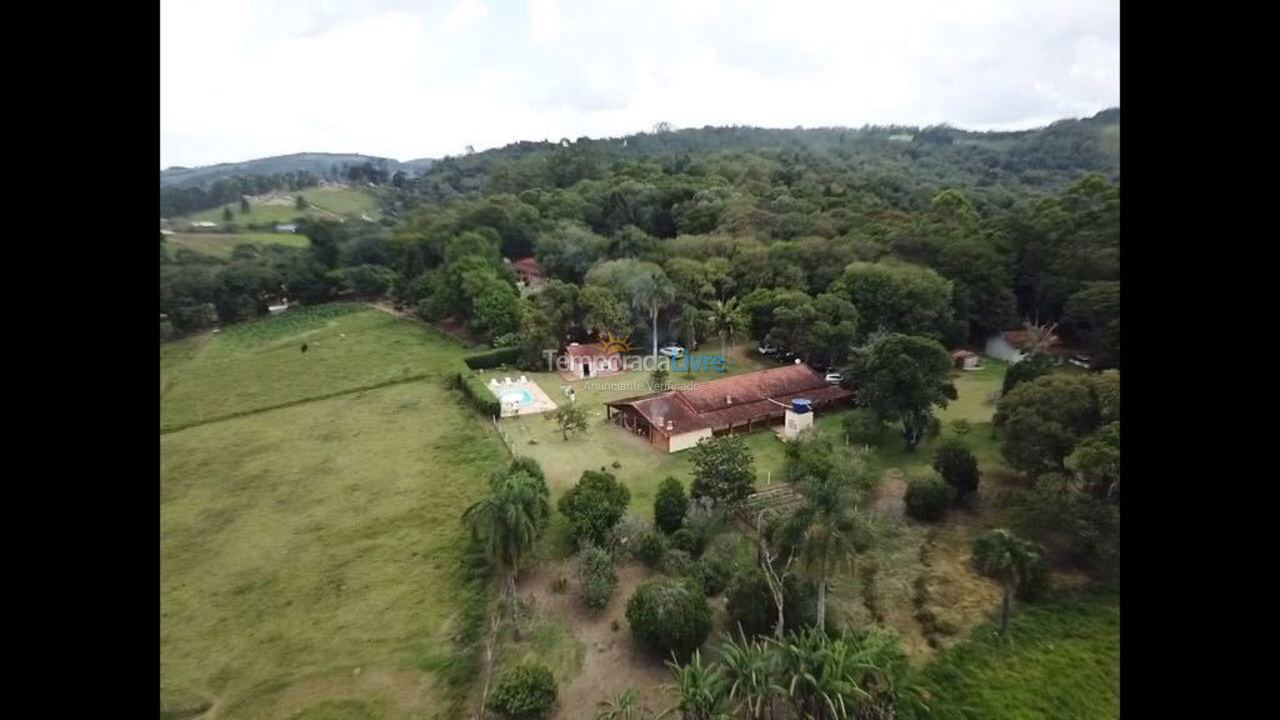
160, 109, 1118, 368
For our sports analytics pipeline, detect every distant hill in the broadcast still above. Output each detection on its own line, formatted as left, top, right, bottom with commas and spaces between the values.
160, 152, 435, 189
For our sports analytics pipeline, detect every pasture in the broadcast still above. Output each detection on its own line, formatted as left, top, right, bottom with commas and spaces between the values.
160, 306, 507, 720
160, 305, 469, 432
181, 186, 381, 226
165, 232, 310, 259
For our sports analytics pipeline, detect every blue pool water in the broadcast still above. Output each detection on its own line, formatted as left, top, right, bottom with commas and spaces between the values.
500, 388, 535, 406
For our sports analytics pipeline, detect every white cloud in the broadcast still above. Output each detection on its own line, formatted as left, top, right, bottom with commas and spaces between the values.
160, 0, 1119, 168
439, 0, 489, 35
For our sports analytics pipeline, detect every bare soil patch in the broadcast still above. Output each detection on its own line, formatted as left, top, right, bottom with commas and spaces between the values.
516, 562, 670, 720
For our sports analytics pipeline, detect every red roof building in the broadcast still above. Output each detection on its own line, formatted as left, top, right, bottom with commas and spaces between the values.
604, 364, 852, 453
512, 257, 543, 280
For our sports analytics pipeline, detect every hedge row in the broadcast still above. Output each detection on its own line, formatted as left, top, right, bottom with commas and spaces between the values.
456, 371, 501, 418
463, 346, 521, 370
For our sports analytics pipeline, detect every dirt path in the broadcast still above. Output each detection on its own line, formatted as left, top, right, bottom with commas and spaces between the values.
520, 563, 669, 719
869, 468, 907, 518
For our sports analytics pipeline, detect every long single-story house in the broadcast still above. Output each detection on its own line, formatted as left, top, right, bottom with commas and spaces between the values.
604, 363, 852, 453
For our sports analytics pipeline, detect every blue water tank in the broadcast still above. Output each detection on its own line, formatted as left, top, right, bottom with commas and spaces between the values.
791, 398, 812, 414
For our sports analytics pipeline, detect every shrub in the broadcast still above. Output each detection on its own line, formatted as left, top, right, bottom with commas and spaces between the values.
932, 439, 980, 498
724, 568, 821, 638
488, 664, 557, 720
456, 371, 501, 417
653, 476, 689, 535
925, 414, 943, 439
557, 470, 630, 546
681, 497, 725, 556
625, 579, 712, 660
670, 528, 701, 556
693, 557, 731, 596
506, 456, 547, 487
576, 544, 617, 610
463, 346, 521, 370
696, 535, 741, 597
662, 548, 698, 579
843, 408, 887, 447
1019, 555, 1052, 602
951, 419, 972, 435
634, 532, 665, 568
605, 516, 648, 554
904, 474, 956, 522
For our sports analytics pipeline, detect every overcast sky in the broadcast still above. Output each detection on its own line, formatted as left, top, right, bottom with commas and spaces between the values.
160, 0, 1119, 169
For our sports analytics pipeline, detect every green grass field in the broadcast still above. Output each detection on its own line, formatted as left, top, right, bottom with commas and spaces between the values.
165, 232, 311, 259
161, 305, 466, 432
182, 186, 381, 226
161, 306, 509, 720
903, 590, 1120, 720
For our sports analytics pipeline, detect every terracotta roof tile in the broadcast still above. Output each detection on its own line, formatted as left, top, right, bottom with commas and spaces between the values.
606, 363, 851, 434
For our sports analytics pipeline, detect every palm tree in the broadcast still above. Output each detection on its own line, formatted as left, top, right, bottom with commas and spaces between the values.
706, 297, 747, 354
597, 688, 649, 720
660, 650, 730, 720
461, 471, 550, 640
974, 528, 1042, 635
632, 271, 677, 358
794, 474, 867, 631
719, 631, 779, 720
672, 306, 707, 353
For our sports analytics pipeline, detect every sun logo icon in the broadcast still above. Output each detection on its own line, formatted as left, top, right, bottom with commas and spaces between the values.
594, 331, 635, 355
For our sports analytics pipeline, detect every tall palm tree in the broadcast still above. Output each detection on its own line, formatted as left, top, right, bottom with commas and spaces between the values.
974, 528, 1042, 635
794, 473, 867, 631
660, 650, 730, 720
633, 271, 677, 358
706, 297, 747, 354
461, 471, 550, 640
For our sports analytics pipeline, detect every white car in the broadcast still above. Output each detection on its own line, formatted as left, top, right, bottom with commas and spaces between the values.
659, 346, 686, 359
825, 372, 842, 384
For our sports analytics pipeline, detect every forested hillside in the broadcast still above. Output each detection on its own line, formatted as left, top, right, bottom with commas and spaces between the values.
161, 109, 1118, 368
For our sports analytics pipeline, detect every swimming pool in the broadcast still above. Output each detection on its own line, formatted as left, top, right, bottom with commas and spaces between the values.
500, 388, 535, 406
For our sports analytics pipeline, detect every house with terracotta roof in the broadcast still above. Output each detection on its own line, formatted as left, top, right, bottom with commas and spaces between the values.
604, 363, 852, 453
563, 342, 623, 380
511, 257, 545, 290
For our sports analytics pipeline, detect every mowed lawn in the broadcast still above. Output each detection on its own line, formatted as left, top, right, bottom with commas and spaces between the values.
165, 232, 310, 259
160, 308, 509, 719
161, 306, 474, 432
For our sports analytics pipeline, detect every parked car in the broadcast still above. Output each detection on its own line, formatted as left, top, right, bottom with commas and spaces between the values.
659, 345, 686, 359
825, 372, 843, 384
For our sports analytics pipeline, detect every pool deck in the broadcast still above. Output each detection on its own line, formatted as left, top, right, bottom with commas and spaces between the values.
486, 377, 558, 417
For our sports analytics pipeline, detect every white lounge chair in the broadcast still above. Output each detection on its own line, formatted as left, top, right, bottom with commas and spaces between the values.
504, 377, 513, 385
519, 375, 528, 383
